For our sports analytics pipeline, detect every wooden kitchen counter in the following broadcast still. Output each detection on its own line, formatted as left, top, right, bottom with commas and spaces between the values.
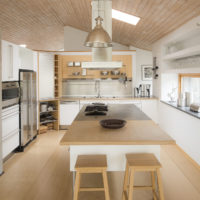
60, 96, 158, 101
60, 104, 175, 145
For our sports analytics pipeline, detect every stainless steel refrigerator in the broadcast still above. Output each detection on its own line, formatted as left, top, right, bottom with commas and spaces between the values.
19, 70, 37, 150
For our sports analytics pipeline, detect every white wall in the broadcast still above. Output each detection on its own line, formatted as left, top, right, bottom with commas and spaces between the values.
152, 15, 200, 165
39, 53, 54, 99
161, 73, 179, 101
152, 15, 200, 98
64, 26, 129, 51
129, 46, 153, 92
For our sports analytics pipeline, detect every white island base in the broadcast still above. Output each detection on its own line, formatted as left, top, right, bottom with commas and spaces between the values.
70, 145, 160, 171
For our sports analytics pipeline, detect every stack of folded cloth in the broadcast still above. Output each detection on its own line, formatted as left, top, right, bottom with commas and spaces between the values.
40, 125, 48, 134
190, 103, 200, 112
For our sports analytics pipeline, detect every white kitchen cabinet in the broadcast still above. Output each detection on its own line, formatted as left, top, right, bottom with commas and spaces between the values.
80, 100, 142, 110
141, 100, 158, 123
60, 101, 80, 126
2, 40, 20, 81
2, 105, 19, 158
39, 53, 54, 99
19, 47, 35, 70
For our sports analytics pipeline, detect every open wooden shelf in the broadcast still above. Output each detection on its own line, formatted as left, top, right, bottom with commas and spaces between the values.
40, 110, 58, 114
38, 99, 60, 134
61, 55, 132, 80
40, 120, 57, 125
54, 55, 62, 98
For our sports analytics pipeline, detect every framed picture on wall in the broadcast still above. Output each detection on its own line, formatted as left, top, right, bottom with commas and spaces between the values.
141, 65, 153, 81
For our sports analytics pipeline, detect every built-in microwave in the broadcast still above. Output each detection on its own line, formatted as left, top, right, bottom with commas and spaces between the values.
2, 81, 20, 108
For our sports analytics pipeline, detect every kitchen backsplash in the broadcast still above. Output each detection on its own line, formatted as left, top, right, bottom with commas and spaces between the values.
62, 80, 133, 97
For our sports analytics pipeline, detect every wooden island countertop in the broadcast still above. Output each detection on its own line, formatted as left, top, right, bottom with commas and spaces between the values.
60, 104, 175, 146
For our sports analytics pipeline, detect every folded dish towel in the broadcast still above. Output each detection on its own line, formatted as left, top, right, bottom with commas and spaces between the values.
190, 103, 200, 112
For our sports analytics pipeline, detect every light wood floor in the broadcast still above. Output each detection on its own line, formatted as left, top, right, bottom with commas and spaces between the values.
0, 131, 200, 200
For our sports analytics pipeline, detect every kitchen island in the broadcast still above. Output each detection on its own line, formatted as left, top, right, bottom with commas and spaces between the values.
60, 104, 175, 171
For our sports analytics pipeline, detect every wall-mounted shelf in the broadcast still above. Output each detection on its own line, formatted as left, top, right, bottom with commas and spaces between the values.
62, 55, 132, 80
164, 44, 200, 61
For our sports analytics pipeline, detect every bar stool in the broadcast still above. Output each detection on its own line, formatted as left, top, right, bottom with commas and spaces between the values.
73, 154, 110, 200
122, 153, 164, 200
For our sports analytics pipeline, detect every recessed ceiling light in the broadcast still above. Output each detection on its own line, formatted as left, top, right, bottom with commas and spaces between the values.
112, 9, 140, 26
19, 44, 27, 48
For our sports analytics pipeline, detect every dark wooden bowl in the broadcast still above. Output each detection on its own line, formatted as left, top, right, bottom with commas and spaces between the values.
100, 119, 127, 129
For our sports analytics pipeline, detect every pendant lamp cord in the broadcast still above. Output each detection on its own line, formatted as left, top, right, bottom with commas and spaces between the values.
98, 0, 99, 16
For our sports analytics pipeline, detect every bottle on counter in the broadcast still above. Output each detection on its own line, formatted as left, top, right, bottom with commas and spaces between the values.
185, 92, 193, 107
177, 93, 186, 107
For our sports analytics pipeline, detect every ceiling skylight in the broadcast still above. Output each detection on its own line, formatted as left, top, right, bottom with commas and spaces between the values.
112, 9, 140, 26
19, 44, 27, 48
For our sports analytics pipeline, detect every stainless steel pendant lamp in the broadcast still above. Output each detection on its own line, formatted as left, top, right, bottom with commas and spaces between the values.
84, 0, 112, 48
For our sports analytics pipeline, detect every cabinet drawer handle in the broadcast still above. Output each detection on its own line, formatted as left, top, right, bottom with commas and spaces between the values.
2, 111, 19, 120
2, 106, 19, 114
2, 128, 19, 141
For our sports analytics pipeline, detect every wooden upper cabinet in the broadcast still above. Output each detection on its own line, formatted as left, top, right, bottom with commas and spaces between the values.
61, 54, 133, 80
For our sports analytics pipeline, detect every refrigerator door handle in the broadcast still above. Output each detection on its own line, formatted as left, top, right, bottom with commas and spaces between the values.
29, 73, 33, 138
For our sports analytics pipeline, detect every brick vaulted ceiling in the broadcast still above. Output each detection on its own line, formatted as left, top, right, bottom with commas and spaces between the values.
0, 0, 200, 51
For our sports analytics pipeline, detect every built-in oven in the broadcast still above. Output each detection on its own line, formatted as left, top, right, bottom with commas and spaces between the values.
2, 81, 20, 109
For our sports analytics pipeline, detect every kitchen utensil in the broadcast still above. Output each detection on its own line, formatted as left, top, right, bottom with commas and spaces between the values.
41, 104, 47, 112
72, 72, 80, 76
111, 70, 120, 75
86, 111, 107, 116
92, 103, 106, 106
101, 71, 109, 76
85, 105, 108, 112
146, 89, 150, 97
47, 106, 53, 111
68, 62, 74, 67
74, 62, 81, 67
139, 84, 151, 97
134, 87, 139, 97
100, 119, 126, 129
82, 69, 87, 76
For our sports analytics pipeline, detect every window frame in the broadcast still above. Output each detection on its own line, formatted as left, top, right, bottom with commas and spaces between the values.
178, 73, 200, 95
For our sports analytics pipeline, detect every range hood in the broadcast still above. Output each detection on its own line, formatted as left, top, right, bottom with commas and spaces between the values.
82, 0, 122, 70
82, 61, 122, 70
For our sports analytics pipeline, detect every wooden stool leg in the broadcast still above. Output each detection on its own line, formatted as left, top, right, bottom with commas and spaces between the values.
156, 169, 165, 200
73, 171, 81, 200
128, 169, 134, 200
151, 171, 157, 200
122, 162, 129, 200
102, 170, 110, 200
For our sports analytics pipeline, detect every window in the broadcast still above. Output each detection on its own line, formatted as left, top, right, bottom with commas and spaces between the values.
179, 74, 200, 104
